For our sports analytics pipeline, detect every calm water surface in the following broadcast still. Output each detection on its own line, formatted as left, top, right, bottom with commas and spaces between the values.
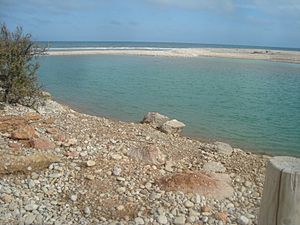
39, 55, 300, 156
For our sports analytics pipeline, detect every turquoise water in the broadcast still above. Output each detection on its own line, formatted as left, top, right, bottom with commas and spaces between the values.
39, 54, 300, 156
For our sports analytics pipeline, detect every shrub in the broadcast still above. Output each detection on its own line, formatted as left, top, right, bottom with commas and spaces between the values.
0, 24, 45, 106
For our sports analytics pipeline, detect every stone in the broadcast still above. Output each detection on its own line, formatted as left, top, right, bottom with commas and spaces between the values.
8, 142, 21, 151
135, 217, 144, 224
11, 125, 37, 140
174, 216, 186, 225
113, 165, 122, 176
215, 212, 227, 224
214, 142, 233, 155
157, 215, 168, 224
203, 161, 226, 173
128, 145, 165, 165
46, 127, 59, 134
160, 119, 185, 134
117, 187, 126, 194
84, 207, 91, 215
116, 205, 125, 211
29, 138, 55, 150
111, 153, 122, 160
202, 216, 209, 223
165, 161, 174, 172
86, 160, 96, 167
237, 215, 249, 225
70, 195, 77, 202
25, 204, 39, 211
184, 200, 194, 208
0, 153, 60, 174
142, 112, 170, 128
63, 138, 77, 147
24, 213, 36, 225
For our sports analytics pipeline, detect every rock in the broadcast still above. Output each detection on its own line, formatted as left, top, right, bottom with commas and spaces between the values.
214, 142, 233, 155
63, 138, 77, 147
24, 213, 36, 225
165, 161, 174, 172
116, 187, 126, 194
37, 99, 66, 114
111, 153, 122, 160
0, 153, 60, 174
86, 160, 96, 167
215, 212, 227, 224
160, 119, 185, 134
29, 138, 55, 150
8, 142, 21, 151
25, 204, 39, 211
70, 195, 77, 202
113, 165, 121, 176
174, 216, 186, 225
116, 205, 125, 211
237, 215, 249, 225
203, 161, 226, 173
46, 127, 59, 134
142, 112, 170, 128
128, 145, 165, 165
201, 206, 211, 213
202, 216, 209, 223
11, 125, 37, 140
84, 207, 91, 215
134, 217, 144, 224
184, 200, 194, 208
157, 215, 168, 224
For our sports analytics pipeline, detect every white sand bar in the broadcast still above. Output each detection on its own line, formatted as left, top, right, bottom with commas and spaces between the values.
47, 48, 300, 64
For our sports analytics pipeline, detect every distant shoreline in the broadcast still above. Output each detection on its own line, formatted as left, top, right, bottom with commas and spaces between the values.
46, 47, 300, 64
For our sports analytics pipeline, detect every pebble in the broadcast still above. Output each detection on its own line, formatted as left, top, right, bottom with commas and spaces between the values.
113, 165, 122, 176
238, 215, 250, 225
70, 195, 77, 202
24, 204, 39, 211
174, 216, 186, 225
134, 217, 144, 224
86, 160, 96, 167
184, 200, 194, 208
157, 214, 168, 224
24, 213, 36, 225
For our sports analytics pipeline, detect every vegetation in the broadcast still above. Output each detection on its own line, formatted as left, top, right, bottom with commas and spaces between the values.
0, 24, 44, 106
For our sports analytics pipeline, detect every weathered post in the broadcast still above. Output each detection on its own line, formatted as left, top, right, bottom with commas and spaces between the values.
258, 156, 300, 225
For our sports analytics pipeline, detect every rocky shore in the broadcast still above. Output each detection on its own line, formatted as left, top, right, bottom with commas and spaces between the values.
0, 98, 269, 225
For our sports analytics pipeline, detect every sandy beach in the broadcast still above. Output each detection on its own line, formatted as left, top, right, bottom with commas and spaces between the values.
47, 47, 300, 64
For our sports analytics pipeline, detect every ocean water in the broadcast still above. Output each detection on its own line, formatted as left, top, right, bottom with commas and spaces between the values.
38, 49, 300, 156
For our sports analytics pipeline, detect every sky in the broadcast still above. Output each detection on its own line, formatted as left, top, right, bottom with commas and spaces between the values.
0, 0, 300, 48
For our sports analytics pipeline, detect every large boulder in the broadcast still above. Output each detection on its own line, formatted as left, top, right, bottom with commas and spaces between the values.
203, 161, 226, 173
160, 119, 185, 134
11, 125, 37, 140
214, 141, 233, 155
142, 112, 170, 128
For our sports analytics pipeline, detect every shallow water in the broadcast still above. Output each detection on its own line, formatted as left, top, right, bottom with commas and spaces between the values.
39, 54, 300, 156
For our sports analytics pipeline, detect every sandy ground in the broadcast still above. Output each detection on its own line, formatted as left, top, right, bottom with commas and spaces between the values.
47, 48, 300, 64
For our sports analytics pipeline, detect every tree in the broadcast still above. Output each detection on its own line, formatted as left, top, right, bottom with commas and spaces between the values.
0, 24, 45, 106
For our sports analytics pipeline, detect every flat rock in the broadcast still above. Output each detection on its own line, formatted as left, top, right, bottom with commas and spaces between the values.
160, 119, 185, 134
11, 125, 37, 140
128, 145, 165, 165
214, 142, 233, 155
29, 138, 55, 150
0, 153, 60, 174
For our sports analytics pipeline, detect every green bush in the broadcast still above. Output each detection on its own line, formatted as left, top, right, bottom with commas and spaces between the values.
0, 24, 45, 106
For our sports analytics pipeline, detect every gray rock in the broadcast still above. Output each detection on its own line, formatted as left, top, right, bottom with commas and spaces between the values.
135, 217, 145, 224
142, 112, 170, 128
160, 119, 185, 134
70, 195, 77, 202
237, 215, 250, 225
174, 216, 186, 225
214, 142, 233, 155
157, 214, 168, 224
24, 204, 39, 211
24, 213, 36, 225
113, 165, 122, 176
184, 200, 194, 208
203, 161, 226, 173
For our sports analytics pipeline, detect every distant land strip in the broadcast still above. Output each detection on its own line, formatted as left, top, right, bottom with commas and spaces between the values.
46, 48, 300, 64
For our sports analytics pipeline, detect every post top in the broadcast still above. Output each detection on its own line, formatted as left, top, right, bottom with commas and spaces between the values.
270, 156, 300, 172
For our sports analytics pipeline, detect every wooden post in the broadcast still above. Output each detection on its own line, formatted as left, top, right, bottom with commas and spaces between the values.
258, 156, 300, 225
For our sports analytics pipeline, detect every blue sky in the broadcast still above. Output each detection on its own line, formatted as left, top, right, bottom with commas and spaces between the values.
1, 0, 300, 48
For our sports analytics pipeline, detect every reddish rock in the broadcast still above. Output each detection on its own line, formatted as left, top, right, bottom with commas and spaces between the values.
54, 134, 66, 142
29, 138, 55, 150
43, 117, 55, 124
8, 142, 21, 151
215, 212, 227, 223
65, 151, 79, 158
201, 206, 212, 213
11, 125, 37, 140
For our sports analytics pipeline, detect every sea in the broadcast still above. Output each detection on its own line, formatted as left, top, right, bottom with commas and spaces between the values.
38, 41, 300, 156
